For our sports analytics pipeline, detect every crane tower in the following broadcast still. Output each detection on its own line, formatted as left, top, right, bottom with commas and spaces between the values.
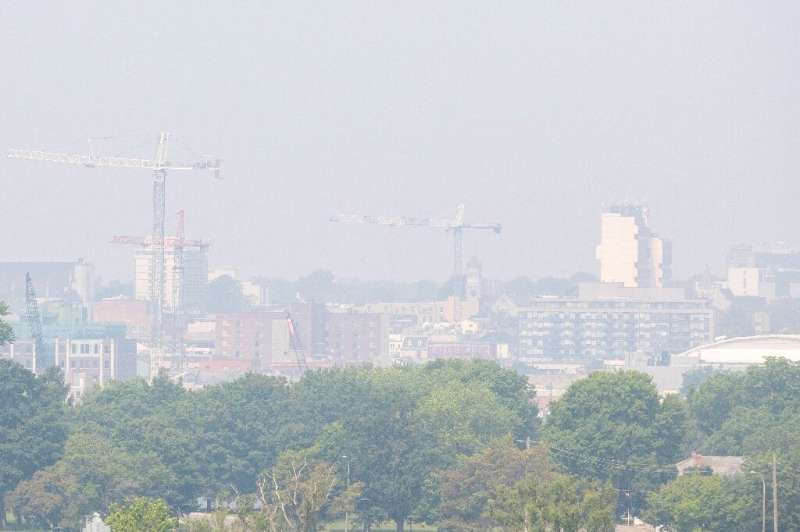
330, 203, 501, 288
9, 132, 221, 377
24, 273, 46, 374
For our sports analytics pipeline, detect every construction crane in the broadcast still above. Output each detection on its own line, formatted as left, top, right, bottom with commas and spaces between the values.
111, 211, 208, 368
330, 203, 501, 286
24, 273, 46, 374
286, 312, 308, 374
172, 210, 186, 369
9, 132, 221, 377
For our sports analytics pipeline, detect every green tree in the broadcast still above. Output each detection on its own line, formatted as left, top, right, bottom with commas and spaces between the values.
106, 497, 176, 532
0, 301, 13, 346
416, 380, 518, 459
8, 431, 177, 528
189, 374, 298, 497
256, 449, 359, 532
437, 439, 554, 530
0, 360, 67, 526
688, 358, 800, 453
544, 371, 690, 514
206, 275, 249, 313
489, 471, 616, 532
644, 473, 757, 532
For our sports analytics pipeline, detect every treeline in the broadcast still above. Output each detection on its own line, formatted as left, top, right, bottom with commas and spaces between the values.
4, 358, 800, 531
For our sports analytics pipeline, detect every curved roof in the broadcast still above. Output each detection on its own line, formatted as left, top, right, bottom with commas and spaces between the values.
678, 335, 800, 365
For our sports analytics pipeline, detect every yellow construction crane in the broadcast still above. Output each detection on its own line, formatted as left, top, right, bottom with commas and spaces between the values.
8, 132, 221, 378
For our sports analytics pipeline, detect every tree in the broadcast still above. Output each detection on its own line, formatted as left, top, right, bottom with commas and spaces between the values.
256, 449, 359, 532
206, 275, 249, 313
488, 473, 616, 532
644, 473, 757, 532
0, 301, 13, 345
416, 381, 518, 459
544, 371, 690, 514
437, 439, 554, 530
8, 431, 177, 528
189, 374, 298, 497
0, 360, 67, 527
106, 497, 176, 532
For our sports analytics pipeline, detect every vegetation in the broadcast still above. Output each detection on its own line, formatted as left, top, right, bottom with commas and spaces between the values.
4, 345, 800, 531
0, 360, 67, 528
106, 497, 177, 532
545, 371, 690, 514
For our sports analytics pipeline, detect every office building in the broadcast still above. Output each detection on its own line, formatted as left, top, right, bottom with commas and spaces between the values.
595, 204, 671, 288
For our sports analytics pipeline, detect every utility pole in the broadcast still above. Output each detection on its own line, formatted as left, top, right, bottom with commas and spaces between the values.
749, 470, 766, 532
342, 455, 351, 532
772, 452, 778, 532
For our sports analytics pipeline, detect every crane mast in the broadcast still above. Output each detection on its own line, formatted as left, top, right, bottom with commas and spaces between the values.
24, 273, 46, 374
286, 312, 308, 374
330, 203, 501, 299
172, 210, 186, 368
9, 132, 221, 379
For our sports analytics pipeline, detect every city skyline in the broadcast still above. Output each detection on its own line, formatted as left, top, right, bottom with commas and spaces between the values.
0, 2, 797, 282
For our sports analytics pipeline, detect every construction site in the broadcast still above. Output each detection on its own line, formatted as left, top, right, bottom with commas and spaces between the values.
3, 132, 508, 395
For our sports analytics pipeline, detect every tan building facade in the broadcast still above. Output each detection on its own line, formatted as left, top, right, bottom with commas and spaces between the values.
595, 205, 670, 288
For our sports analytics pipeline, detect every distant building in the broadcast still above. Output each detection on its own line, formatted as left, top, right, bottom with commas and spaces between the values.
359, 297, 479, 328
427, 339, 495, 361
134, 247, 208, 315
92, 297, 151, 340
726, 243, 800, 300
214, 303, 320, 370
241, 280, 269, 307
595, 205, 671, 288
215, 310, 289, 369
676, 334, 800, 368
517, 283, 713, 360
1, 323, 136, 397
0, 259, 94, 315
676, 452, 744, 477
325, 311, 389, 363
464, 257, 483, 302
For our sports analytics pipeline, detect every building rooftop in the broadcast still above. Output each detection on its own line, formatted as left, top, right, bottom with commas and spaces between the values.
678, 335, 800, 365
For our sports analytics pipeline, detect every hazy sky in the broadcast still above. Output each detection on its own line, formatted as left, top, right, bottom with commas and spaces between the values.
0, 2, 797, 283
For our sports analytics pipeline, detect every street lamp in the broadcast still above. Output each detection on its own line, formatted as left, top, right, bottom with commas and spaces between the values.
749, 470, 766, 532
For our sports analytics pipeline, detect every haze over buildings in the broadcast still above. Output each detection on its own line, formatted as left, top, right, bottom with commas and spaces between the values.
0, 2, 798, 282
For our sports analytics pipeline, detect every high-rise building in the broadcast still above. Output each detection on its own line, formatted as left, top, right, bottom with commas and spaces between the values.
134, 247, 208, 315
595, 204, 671, 288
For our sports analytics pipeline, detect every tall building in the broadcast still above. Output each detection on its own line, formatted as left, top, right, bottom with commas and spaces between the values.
134, 247, 208, 315
595, 205, 671, 288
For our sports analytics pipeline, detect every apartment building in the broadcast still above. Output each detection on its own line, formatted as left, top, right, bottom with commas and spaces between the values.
517, 283, 713, 360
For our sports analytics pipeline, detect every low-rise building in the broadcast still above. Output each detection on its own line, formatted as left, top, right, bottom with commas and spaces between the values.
1, 323, 137, 398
